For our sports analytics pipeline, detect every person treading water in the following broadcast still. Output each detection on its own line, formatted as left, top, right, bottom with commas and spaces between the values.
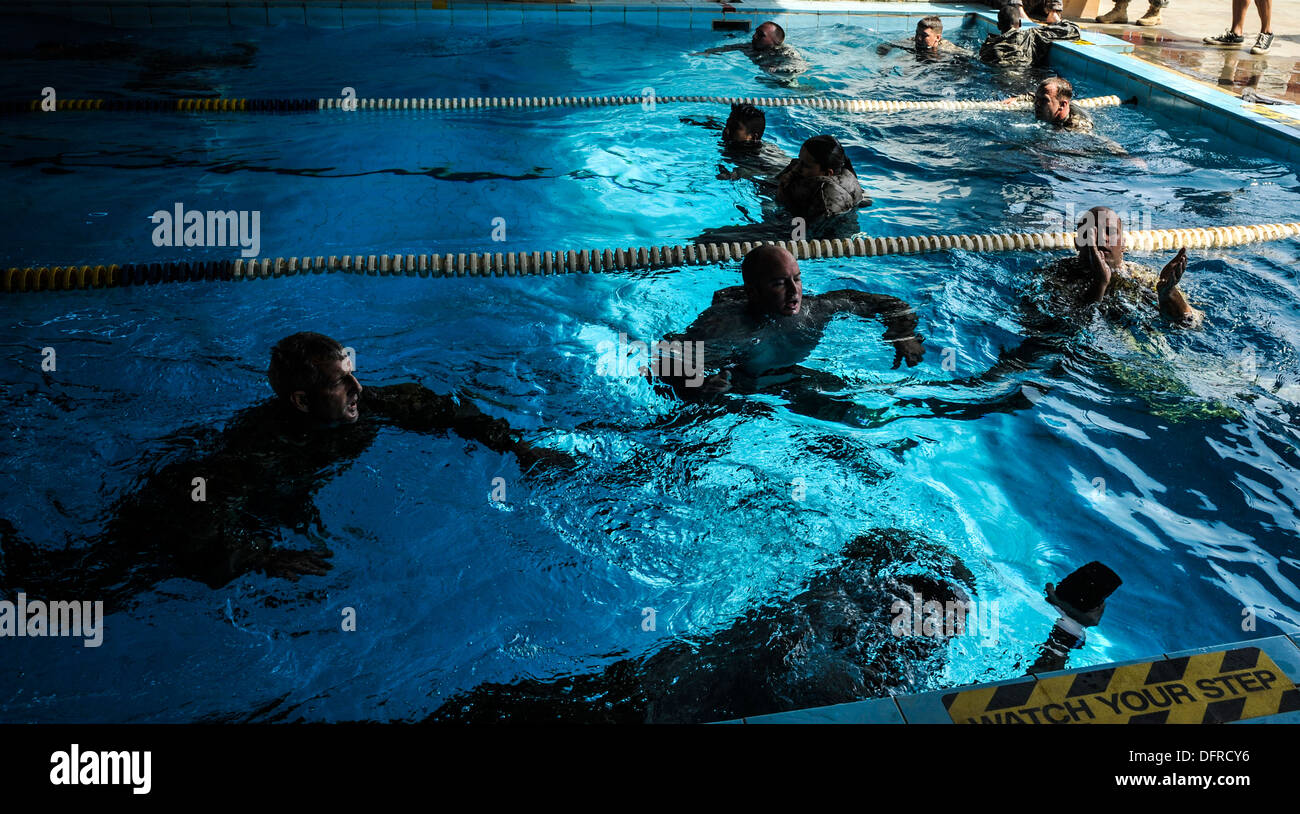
648, 245, 924, 419
980, 0, 1081, 69
680, 103, 792, 189
0, 332, 574, 610
877, 16, 973, 59
1039, 205, 1201, 328
695, 134, 870, 245
693, 20, 808, 79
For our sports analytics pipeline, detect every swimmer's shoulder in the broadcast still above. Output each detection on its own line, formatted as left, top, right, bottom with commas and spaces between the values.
1064, 108, 1094, 133
1037, 255, 1085, 281
712, 285, 746, 305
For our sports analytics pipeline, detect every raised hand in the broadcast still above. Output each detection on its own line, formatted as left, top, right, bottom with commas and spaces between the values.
1157, 247, 1188, 299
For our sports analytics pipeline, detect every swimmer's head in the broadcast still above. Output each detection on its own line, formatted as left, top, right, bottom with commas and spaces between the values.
741, 244, 802, 317
998, 1, 1023, 33
723, 104, 765, 144
915, 17, 943, 51
1074, 206, 1125, 269
795, 134, 854, 179
1034, 76, 1074, 126
269, 332, 362, 424
752, 21, 785, 51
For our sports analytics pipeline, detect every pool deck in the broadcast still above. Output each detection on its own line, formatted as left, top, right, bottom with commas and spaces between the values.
718, 633, 1300, 723
1076, 0, 1300, 104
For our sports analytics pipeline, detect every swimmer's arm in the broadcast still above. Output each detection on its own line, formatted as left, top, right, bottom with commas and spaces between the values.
681, 116, 722, 132
692, 43, 748, 56
363, 384, 575, 472
648, 308, 739, 401
823, 290, 926, 368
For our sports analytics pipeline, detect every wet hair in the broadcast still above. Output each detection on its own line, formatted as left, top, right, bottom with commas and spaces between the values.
1040, 75, 1074, 102
998, 1, 1023, 33
761, 21, 786, 44
917, 16, 943, 36
268, 332, 346, 401
800, 134, 855, 176
726, 103, 766, 140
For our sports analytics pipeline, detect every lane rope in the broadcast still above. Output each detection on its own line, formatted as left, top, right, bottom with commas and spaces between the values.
6, 221, 1297, 292
0, 94, 1127, 114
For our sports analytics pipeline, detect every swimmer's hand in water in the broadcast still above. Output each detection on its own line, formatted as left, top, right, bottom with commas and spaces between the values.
1045, 581, 1105, 627
262, 545, 334, 581
891, 336, 926, 369
716, 164, 741, 181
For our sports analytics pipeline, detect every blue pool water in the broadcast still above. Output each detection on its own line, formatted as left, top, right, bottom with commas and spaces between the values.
2, 16, 1300, 722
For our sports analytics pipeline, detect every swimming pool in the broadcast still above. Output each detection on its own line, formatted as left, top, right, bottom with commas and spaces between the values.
2, 8, 1300, 723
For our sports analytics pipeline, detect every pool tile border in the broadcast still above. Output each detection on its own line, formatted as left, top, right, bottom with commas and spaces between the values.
725, 635, 1300, 724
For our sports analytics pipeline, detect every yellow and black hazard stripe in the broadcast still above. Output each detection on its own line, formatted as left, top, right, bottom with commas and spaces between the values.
945, 647, 1300, 724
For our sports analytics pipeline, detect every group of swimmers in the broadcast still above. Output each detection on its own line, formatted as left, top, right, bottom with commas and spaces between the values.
2, 10, 1188, 722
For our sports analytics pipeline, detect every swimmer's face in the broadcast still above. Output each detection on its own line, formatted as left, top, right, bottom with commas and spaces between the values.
302, 355, 362, 424
747, 256, 803, 317
1035, 85, 1071, 125
1075, 213, 1125, 269
752, 23, 780, 51
915, 26, 941, 51
795, 146, 833, 179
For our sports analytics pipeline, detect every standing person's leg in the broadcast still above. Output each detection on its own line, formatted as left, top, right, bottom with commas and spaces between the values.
1135, 0, 1167, 27
1235, 0, 1251, 35
1250, 0, 1273, 54
1204, 0, 1249, 46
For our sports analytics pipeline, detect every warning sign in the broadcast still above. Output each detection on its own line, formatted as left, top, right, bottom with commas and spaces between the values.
945, 647, 1300, 724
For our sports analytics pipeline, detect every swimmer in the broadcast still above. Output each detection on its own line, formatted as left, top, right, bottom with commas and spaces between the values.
1039, 206, 1202, 327
650, 245, 924, 407
1029, 75, 1093, 133
694, 104, 792, 184
980, 1, 1081, 68
692, 135, 867, 246
0, 332, 573, 609
427, 528, 976, 723
693, 20, 809, 78
1003, 78, 1138, 160
877, 16, 973, 59
775, 134, 870, 221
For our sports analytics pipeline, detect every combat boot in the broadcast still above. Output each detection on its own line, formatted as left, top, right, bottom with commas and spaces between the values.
1135, 2, 1162, 26
1095, 1, 1129, 24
